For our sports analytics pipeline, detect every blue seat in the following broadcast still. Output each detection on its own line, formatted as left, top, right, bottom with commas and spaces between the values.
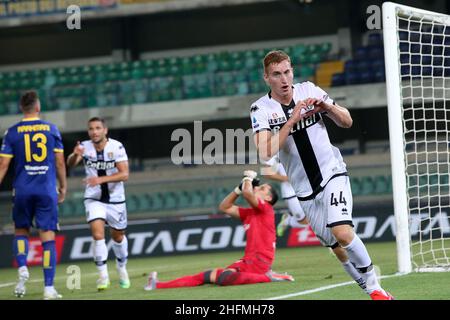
344, 60, 357, 73
368, 46, 384, 59
355, 60, 371, 72
354, 47, 370, 60
371, 59, 385, 72
368, 33, 383, 46
374, 69, 385, 82
359, 71, 374, 84
345, 71, 360, 85
331, 73, 346, 87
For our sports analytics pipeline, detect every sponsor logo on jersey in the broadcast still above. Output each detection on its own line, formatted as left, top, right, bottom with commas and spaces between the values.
84, 159, 116, 170
268, 116, 287, 125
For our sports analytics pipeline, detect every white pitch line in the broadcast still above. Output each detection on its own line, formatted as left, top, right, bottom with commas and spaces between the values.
0, 266, 157, 289
265, 273, 406, 300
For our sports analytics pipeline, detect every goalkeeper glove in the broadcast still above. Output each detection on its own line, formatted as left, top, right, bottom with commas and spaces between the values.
234, 177, 260, 195
243, 170, 258, 179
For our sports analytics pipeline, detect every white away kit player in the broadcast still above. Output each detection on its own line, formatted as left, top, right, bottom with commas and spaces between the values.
251, 50, 393, 300
67, 117, 131, 290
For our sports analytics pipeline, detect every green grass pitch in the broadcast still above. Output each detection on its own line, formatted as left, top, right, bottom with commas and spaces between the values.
0, 241, 448, 300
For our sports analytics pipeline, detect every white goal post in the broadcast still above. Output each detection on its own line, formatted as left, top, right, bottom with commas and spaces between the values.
383, 2, 450, 273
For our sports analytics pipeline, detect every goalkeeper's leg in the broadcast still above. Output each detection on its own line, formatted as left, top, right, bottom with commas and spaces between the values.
277, 197, 308, 237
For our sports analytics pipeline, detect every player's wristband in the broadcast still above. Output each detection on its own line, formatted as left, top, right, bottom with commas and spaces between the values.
242, 177, 253, 183
234, 186, 242, 195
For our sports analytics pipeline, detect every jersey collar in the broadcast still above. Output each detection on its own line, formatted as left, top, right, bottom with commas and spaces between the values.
22, 117, 40, 121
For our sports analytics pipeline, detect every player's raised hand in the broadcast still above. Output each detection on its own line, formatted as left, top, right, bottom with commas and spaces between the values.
73, 141, 84, 157
304, 97, 331, 114
243, 170, 257, 180
288, 100, 308, 124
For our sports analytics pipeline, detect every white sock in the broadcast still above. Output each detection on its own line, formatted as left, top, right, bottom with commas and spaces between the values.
18, 266, 29, 276
362, 268, 382, 294
342, 236, 381, 294
341, 260, 369, 294
94, 239, 109, 278
112, 236, 128, 269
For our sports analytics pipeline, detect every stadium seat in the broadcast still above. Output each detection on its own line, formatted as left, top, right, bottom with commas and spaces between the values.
190, 191, 204, 208
127, 194, 140, 213
354, 46, 369, 60
350, 177, 362, 196
177, 191, 191, 208
164, 192, 178, 210
150, 193, 164, 211
360, 176, 375, 195
331, 73, 346, 86
203, 190, 215, 207
374, 175, 389, 194
368, 33, 383, 46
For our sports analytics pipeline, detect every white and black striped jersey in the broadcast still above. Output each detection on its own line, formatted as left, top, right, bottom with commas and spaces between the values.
251, 81, 347, 200
265, 155, 296, 199
81, 138, 128, 203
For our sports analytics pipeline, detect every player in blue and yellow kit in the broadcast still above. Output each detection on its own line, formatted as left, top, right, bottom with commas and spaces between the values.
0, 91, 67, 300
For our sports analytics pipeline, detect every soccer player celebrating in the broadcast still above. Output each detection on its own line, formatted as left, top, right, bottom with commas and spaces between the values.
250, 50, 393, 300
144, 170, 293, 290
67, 117, 130, 290
0, 91, 67, 299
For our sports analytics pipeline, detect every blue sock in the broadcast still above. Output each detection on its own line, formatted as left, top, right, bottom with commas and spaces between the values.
13, 235, 29, 268
42, 240, 56, 287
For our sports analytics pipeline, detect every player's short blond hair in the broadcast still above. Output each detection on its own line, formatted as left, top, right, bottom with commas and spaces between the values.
263, 50, 292, 74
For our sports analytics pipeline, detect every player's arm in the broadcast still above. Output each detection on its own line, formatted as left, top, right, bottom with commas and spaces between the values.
241, 178, 259, 209
218, 191, 240, 219
254, 100, 307, 161
0, 156, 12, 185
304, 98, 353, 128
262, 166, 289, 182
85, 160, 129, 187
55, 152, 67, 203
66, 141, 84, 167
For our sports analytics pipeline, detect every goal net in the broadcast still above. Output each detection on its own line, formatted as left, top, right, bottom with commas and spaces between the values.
383, 2, 450, 273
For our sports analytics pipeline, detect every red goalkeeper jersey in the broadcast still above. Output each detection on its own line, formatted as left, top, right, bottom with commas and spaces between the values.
238, 199, 276, 265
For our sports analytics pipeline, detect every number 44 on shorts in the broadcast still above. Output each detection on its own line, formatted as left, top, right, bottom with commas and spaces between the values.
330, 191, 347, 206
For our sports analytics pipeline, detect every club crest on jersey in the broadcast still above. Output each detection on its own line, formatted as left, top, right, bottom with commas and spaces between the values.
107, 152, 114, 160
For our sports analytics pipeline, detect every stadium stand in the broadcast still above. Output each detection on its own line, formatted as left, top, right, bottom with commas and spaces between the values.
0, 42, 332, 115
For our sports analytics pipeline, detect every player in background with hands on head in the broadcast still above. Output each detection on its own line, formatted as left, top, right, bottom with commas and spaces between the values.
144, 170, 293, 291
67, 117, 131, 291
251, 50, 393, 300
0, 90, 66, 299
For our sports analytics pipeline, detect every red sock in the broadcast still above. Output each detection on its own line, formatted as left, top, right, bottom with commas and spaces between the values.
220, 272, 270, 286
156, 272, 205, 289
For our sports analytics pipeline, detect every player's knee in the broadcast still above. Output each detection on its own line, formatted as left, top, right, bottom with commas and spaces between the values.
215, 270, 234, 286
92, 232, 105, 240
332, 245, 349, 262
111, 230, 125, 242
332, 225, 354, 246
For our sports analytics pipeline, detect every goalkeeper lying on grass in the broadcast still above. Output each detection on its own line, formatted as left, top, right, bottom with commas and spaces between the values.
144, 170, 293, 290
